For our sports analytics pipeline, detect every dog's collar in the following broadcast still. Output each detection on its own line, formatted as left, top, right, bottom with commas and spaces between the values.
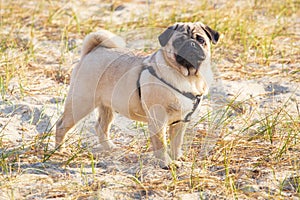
137, 66, 202, 124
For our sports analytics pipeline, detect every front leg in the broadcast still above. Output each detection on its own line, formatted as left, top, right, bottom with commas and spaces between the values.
147, 105, 172, 168
169, 122, 188, 160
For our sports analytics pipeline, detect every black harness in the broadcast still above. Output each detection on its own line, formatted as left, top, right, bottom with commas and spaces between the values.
137, 66, 202, 125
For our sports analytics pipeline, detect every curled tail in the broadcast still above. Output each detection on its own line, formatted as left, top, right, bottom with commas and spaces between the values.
81, 29, 126, 57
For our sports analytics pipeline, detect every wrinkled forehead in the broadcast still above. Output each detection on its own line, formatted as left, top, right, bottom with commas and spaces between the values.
173, 22, 207, 37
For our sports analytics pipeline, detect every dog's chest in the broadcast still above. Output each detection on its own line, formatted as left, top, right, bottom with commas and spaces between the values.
168, 92, 200, 122
140, 67, 203, 124
170, 92, 193, 110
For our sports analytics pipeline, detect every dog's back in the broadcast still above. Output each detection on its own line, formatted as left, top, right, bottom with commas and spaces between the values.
69, 30, 146, 121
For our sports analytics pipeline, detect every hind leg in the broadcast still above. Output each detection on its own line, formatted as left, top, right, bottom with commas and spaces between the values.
95, 105, 116, 150
55, 95, 94, 149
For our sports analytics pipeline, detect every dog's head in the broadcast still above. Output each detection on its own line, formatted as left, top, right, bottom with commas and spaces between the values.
158, 22, 219, 76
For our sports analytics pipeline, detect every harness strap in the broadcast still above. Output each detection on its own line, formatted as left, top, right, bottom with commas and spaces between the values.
137, 66, 202, 124
170, 95, 202, 125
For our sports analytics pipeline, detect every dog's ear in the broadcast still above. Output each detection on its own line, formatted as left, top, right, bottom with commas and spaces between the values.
201, 24, 220, 45
158, 24, 179, 47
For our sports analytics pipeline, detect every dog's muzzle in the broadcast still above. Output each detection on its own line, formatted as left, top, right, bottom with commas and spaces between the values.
175, 39, 206, 71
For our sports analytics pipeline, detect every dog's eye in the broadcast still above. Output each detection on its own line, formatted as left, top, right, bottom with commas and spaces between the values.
196, 35, 206, 45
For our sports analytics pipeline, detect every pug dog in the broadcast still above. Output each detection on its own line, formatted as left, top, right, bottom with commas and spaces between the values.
55, 22, 219, 169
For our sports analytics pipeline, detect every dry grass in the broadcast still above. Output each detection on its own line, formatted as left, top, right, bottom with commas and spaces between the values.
0, 0, 299, 199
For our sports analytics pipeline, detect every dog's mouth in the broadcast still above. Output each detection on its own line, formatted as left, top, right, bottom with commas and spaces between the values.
174, 40, 206, 75
175, 54, 199, 75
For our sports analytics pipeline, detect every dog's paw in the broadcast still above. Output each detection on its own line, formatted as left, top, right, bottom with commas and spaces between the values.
101, 140, 117, 150
157, 156, 182, 170
170, 150, 183, 160
53, 145, 69, 156
99, 141, 117, 151
176, 155, 188, 162
161, 160, 182, 170
54, 143, 66, 153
